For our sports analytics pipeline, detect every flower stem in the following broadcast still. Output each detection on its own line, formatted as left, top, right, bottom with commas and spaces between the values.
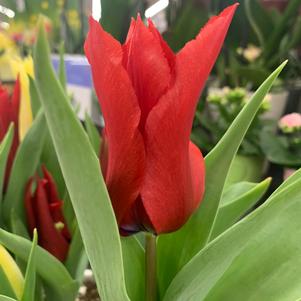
145, 233, 157, 301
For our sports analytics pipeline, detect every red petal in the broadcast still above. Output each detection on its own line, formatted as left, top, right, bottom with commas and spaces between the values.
189, 142, 205, 205
123, 16, 172, 130
41, 165, 71, 240
147, 19, 175, 72
41, 165, 60, 203
0, 80, 20, 186
35, 179, 69, 261
140, 5, 237, 234
84, 17, 145, 224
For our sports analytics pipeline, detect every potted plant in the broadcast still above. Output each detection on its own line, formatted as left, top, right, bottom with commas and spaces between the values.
261, 112, 301, 179
192, 87, 270, 184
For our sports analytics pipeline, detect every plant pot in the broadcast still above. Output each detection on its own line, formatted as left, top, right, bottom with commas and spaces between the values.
226, 154, 266, 186
263, 90, 289, 120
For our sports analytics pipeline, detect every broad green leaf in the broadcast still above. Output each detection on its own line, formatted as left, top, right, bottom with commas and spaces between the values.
21, 229, 37, 301
34, 23, 129, 301
163, 177, 301, 301
226, 155, 265, 186
210, 178, 271, 239
157, 62, 287, 297
0, 296, 17, 301
29, 77, 40, 118
65, 225, 88, 281
121, 237, 145, 301
3, 112, 47, 228
0, 267, 16, 300
84, 113, 101, 155
0, 124, 13, 209
30, 76, 66, 196
58, 42, 66, 90
0, 229, 78, 301
40, 131, 66, 197
62, 192, 75, 232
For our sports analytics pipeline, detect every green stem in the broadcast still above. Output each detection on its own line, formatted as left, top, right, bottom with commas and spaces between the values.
145, 233, 157, 301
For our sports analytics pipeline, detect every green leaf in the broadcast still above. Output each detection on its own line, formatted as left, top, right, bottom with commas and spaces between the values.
163, 176, 301, 301
157, 61, 287, 297
0, 124, 13, 208
65, 225, 88, 281
34, 22, 129, 301
58, 42, 66, 90
0, 267, 16, 300
121, 237, 145, 301
0, 296, 17, 301
225, 155, 265, 186
210, 178, 271, 239
31, 76, 66, 196
3, 111, 47, 228
21, 230, 38, 301
29, 77, 40, 118
84, 113, 101, 155
0, 228, 78, 301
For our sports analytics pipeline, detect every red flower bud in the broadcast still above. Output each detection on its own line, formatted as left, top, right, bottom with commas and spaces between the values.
84, 4, 238, 235
25, 166, 71, 261
0, 80, 20, 185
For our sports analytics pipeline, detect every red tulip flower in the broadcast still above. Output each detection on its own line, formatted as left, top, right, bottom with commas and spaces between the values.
25, 166, 71, 261
0, 80, 20, 184
85, 4, 237, 235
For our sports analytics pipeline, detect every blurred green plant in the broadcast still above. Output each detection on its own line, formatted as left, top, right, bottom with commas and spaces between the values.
261, 112, 301, 167
192, 87, 271, 156
216, 0, 301, 88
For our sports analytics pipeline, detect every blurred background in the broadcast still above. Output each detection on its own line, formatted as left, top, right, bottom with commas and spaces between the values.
0, 0, 300, 188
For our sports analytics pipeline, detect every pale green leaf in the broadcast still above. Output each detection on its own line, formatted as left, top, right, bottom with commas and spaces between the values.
121, 236, 145, 301
210, 178, 271, 239
84, 113, 101, 155
3, 112, 46, 228
0, 296, 17, 301
0, 228, 78, 301
164, 176, 301, 301
21, 229, 37, 301
157, 62, 287, 297
34, 22, 129, 301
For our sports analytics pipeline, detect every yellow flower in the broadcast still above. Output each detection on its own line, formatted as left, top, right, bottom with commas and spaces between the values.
41, 1, 49, 10
0, 32, 15, 51
0, 245, 24, 299
11, 56, 34, 140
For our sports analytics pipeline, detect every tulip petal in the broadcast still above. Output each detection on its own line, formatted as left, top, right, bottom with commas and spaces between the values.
34, 179, 69, 261
123, 16, 172, 129
141, 5, 237, 234
84, 18, 145, 224
0, 80, 20, 185
189, 142, 205, 205
147, 19, 175, 72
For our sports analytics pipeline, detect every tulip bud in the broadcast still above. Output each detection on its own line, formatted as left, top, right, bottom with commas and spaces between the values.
0, 80, 20, 186
25, 166, 71, 261
0, 244, 24, 299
